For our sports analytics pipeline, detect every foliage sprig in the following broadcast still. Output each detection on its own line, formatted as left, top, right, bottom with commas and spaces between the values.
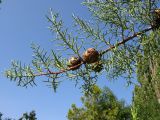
5, 0, 159, 92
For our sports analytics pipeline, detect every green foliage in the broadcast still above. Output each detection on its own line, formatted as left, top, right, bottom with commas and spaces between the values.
131, 30, 160, 120
0, 111, 37, 120
19, 111, 37, 120
4, 0, 159, 93
132, 85, 160, 120
67, 85, 132, 120
3, 0, 160, 119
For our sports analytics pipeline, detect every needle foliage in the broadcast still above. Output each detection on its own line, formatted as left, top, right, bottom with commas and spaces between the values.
5, 1, 159, 93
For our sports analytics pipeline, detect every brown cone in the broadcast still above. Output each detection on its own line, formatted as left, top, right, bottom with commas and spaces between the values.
67, 56, 82, 70
82, 48, 99, 64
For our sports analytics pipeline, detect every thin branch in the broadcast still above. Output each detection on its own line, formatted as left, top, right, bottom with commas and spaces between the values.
32, 27, 153, 76
33, 62, 84, 76
100, 27, 153, 55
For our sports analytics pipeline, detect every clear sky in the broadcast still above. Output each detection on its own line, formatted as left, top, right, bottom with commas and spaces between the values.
0, 0, 134, 120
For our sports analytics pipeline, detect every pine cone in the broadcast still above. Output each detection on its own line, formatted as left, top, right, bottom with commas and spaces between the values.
82, 48, 99, 64
67, 56, 82, 70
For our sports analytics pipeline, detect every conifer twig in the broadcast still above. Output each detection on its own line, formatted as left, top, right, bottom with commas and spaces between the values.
33, 62, 84, 76
100, 27, 153, 55
34, 27, 153, 76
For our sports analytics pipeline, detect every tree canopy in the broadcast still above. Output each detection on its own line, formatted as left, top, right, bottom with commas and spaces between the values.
67, 85, 132, 120
131, 30, 160, 120
0, 111, 37, 120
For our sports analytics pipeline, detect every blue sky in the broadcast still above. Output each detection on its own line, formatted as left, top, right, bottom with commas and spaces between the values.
0, 0, 134, 119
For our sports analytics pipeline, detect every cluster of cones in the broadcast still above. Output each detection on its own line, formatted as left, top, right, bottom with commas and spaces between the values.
67, 48, 103, 72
